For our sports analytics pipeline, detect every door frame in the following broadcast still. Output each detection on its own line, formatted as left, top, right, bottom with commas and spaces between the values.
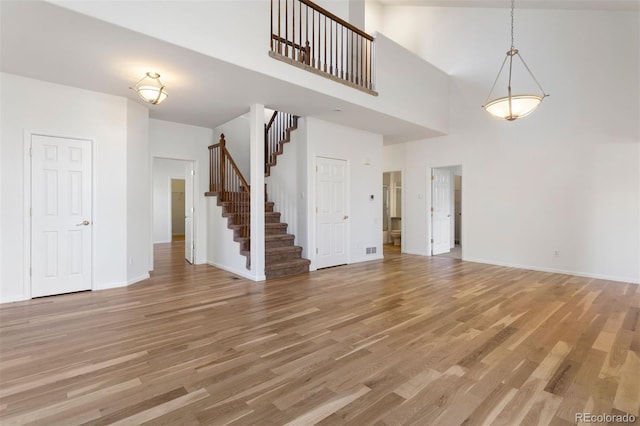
382, 170, 404, 252
427, 164, 464, 258
151, 157, 196, 268
23, 130, 95, 299
311, 155, 350, 270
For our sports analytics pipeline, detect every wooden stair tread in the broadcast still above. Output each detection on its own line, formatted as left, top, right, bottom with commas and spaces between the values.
265, 234, 294, 240
266, 245, 302, 253
265, 258, 311, 271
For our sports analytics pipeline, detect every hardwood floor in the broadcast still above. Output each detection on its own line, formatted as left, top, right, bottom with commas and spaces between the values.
1, 243, 638, 425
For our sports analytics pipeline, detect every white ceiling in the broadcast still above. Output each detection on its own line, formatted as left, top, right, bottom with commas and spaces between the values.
378, 0, 639, 10
0, 0, 439, 143
2, 1, 635, 145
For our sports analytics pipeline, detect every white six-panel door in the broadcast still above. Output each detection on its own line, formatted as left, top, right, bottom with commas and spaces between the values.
31, 135, 92, 297
316, 157, 348, 268
431, 168, 452, 255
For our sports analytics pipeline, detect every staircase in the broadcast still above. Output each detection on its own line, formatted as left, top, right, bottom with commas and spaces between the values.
206, 111, 309, 279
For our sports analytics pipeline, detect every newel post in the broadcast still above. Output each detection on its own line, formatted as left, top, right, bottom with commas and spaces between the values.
219, 134, 226, 198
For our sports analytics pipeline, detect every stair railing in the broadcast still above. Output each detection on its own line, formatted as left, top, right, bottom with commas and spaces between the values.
265, 110, 297, 175
208, 134, 251, 238
270, 0, 375, 91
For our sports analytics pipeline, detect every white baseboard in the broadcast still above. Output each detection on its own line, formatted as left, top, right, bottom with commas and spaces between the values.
93, 280, 128, 291
127, 273, 150, 285
463, 257, 640, 285
349, 255, 384, 264
207, 261, 265, 282
0, 294, 28, 304
403, 249, 430, 256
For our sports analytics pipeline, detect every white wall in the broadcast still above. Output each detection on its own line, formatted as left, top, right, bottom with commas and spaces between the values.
149, 119, 211, 265
305, 117, 383, 268
126, 99, 151, 284
152, 158, 188, 243
206, 198, 252, 279
382, 8, 640, 283
212, 114, 251, 180
1, 73, 133, 302
364, 0, 384, 34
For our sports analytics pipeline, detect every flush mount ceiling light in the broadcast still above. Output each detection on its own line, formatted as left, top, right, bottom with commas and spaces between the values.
130, 72, 168, 105
483, 0, 548, 121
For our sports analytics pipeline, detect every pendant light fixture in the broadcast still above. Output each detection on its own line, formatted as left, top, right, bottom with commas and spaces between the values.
130, 72, 168, 105
483, 0, 548, 121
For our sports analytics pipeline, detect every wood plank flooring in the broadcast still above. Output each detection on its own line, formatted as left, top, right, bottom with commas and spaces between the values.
1, 242, 638, 425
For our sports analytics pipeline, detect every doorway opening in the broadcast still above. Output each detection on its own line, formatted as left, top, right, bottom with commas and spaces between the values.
431, 165, 462, 260
382, 171, 402, 255
152, 158, 195, 266
171, 179, 186, 242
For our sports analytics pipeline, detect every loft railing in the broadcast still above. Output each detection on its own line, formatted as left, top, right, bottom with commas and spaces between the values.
265, 110, 297, 174
270, 0, 375, 92
208, 134, 250, 239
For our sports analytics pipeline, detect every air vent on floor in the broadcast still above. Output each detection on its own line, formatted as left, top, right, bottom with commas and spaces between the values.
366, 247, 377, 254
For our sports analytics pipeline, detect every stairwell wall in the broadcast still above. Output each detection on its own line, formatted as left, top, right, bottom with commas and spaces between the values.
206, 198, 252, 279
212, 114, 251, 181
264, 119, 303, 245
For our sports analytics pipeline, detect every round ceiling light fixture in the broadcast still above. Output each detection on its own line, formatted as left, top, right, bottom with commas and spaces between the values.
130, 72, 168, 105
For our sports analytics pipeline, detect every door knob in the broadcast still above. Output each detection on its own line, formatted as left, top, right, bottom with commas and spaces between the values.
76, 220, 90, 226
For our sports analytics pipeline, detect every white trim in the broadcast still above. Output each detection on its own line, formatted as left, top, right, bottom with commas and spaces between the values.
463, 257, 640, 285
207, 261, 265, 282
23, 132, 31, 300
0, 295, 29, 304
349, 255, 384, 264
127, 273, 150, 285
24, 130, 95, 300
403, 249, 430, 256
94, 280, 128, 291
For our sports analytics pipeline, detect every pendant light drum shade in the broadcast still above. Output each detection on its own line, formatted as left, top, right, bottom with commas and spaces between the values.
131, 72, 168, 105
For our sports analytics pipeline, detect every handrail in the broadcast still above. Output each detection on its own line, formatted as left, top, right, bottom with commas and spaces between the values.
208, 134, 251, 239
270, 0, 375, 92
265, 111, 297, 176
208, 134, 250, 194
266, 110, 278, 130
297, 0, 373, 41
227, 148, 250, 192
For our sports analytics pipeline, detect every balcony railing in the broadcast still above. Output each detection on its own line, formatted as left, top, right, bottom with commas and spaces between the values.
270, 0, 375, 93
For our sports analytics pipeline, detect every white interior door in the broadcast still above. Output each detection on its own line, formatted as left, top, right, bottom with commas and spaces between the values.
316, 157, 348, 268
432, 168, 452, 255
31, 135, 92, 297
184, 164, 194, 264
